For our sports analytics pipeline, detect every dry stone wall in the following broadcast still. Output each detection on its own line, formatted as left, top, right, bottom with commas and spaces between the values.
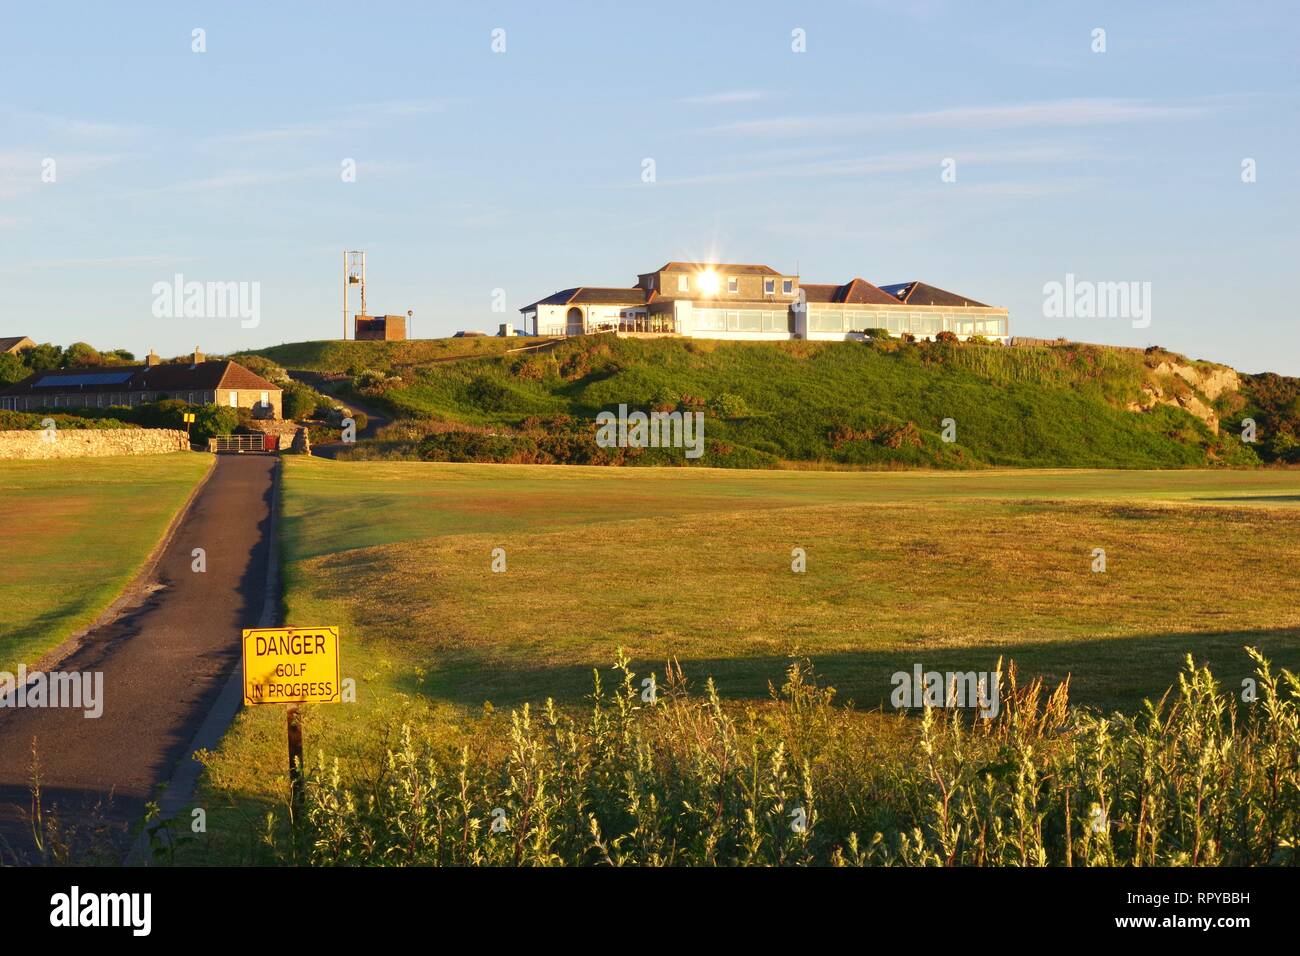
0, 428, 191, 460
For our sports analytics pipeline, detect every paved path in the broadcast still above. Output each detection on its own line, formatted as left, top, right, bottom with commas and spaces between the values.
287, 371, 389, 459
0, 454, 276, 863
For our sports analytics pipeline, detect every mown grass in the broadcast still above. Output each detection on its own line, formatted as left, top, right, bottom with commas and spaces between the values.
0, 454, 214, 671
180, 459, 1300, 864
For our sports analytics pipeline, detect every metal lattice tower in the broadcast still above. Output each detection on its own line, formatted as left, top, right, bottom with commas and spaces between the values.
342, 250, 366, 339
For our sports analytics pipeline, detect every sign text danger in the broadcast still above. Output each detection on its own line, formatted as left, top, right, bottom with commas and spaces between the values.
242, 626, 340, 705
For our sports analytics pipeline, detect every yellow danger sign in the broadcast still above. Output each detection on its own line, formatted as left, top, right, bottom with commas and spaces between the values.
242, 626, 341, 705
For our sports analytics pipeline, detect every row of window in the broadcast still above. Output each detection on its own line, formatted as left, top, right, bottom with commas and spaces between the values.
806, 310, 1008, 336
693, 309, 792, 332
1, 391, 273, 410
674, 275, 796, 296
688, 307, 1008, 336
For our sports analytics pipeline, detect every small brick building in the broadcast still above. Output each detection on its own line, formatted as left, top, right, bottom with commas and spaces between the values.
0, 348, 283, 418
354, 314, 407, 341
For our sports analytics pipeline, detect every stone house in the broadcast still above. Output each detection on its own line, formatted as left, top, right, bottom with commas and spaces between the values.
0, 347, 283, 418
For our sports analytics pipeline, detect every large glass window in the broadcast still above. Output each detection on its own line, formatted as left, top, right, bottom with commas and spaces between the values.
809, 310, 843, 332
694, 308, 727, 331
762, 310, 787, 332
735, 310, 762, 331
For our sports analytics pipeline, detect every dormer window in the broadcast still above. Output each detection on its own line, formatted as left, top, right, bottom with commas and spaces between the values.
783, 279, 794, 295
727, 277, 739, 293
764, 278, 775, 295
678, 275, 689, 292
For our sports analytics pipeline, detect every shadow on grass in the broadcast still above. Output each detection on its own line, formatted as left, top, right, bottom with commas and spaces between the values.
1194, 495, 1300, 503
411, 626, 1300, 716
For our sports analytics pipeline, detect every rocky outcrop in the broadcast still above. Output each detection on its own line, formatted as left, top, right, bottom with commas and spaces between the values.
1150, 360, 1240, 400
0, 428, 190, 460
1126, 359, 1241, 433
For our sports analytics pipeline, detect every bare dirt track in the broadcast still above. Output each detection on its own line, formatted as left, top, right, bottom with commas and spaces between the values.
0, 454, 276, 863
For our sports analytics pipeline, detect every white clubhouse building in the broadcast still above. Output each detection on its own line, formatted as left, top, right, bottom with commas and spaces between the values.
520, 261, 1009, 343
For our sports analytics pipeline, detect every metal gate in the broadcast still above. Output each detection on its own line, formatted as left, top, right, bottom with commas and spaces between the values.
208, 434, 271, 454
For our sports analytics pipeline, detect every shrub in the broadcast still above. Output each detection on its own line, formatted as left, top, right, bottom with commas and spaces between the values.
236, 354, 290, 385
0, 410, 139, 431
190, 405, 239, 443
464, 375, 513, 411
934, 330, 959, 344
282, 382, 322, 421
708, 391, 751, 419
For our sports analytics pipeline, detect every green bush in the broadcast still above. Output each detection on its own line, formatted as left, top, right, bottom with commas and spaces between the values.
707, 391, 751, 419
0, 410, 139, 431
283, 382, 322, 421
190, 405, 239, 443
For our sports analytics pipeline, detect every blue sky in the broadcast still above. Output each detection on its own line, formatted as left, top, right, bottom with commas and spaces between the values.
1, 1, 1297, 372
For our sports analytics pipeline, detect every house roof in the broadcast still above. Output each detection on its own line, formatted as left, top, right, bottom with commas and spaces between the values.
0, 360, 281, 397
0, 336, 35, 353
520, 287, 648, 312
801, 278, 899, 305
879, 281, 990, 308
652, 262, 782, 276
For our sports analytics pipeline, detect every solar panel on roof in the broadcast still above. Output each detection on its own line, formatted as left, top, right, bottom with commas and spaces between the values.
34, 372, 134, 387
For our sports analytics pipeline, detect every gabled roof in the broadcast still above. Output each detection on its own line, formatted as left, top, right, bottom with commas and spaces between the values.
879, 281, 990, 308
799, 284, 841, 304
1, 360, 280, 397
0, 335, 36, 354
652, 262, 782, 276
800, 278, 899, 305
519, 287, 648, 312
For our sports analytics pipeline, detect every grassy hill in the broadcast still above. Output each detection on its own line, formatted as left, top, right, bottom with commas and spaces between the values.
243, 336, 1287, 469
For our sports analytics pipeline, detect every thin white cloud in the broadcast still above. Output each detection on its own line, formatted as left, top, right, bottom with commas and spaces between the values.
148, 158, 418, 195
27, 254, 199, 268
0, 150, 133, 199
203, 119, 366, 147
705, 98, 1212, 137
614, 143, 1103, 188
679, 90, 765, 105
153, 167, 328, 193
343, 98, 458, 116
3, 107, 142, 139
204, 99, 457, 147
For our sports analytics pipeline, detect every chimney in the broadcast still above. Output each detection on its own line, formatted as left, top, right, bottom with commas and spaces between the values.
193, 346, 204, 365
146, 349, 161, 367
